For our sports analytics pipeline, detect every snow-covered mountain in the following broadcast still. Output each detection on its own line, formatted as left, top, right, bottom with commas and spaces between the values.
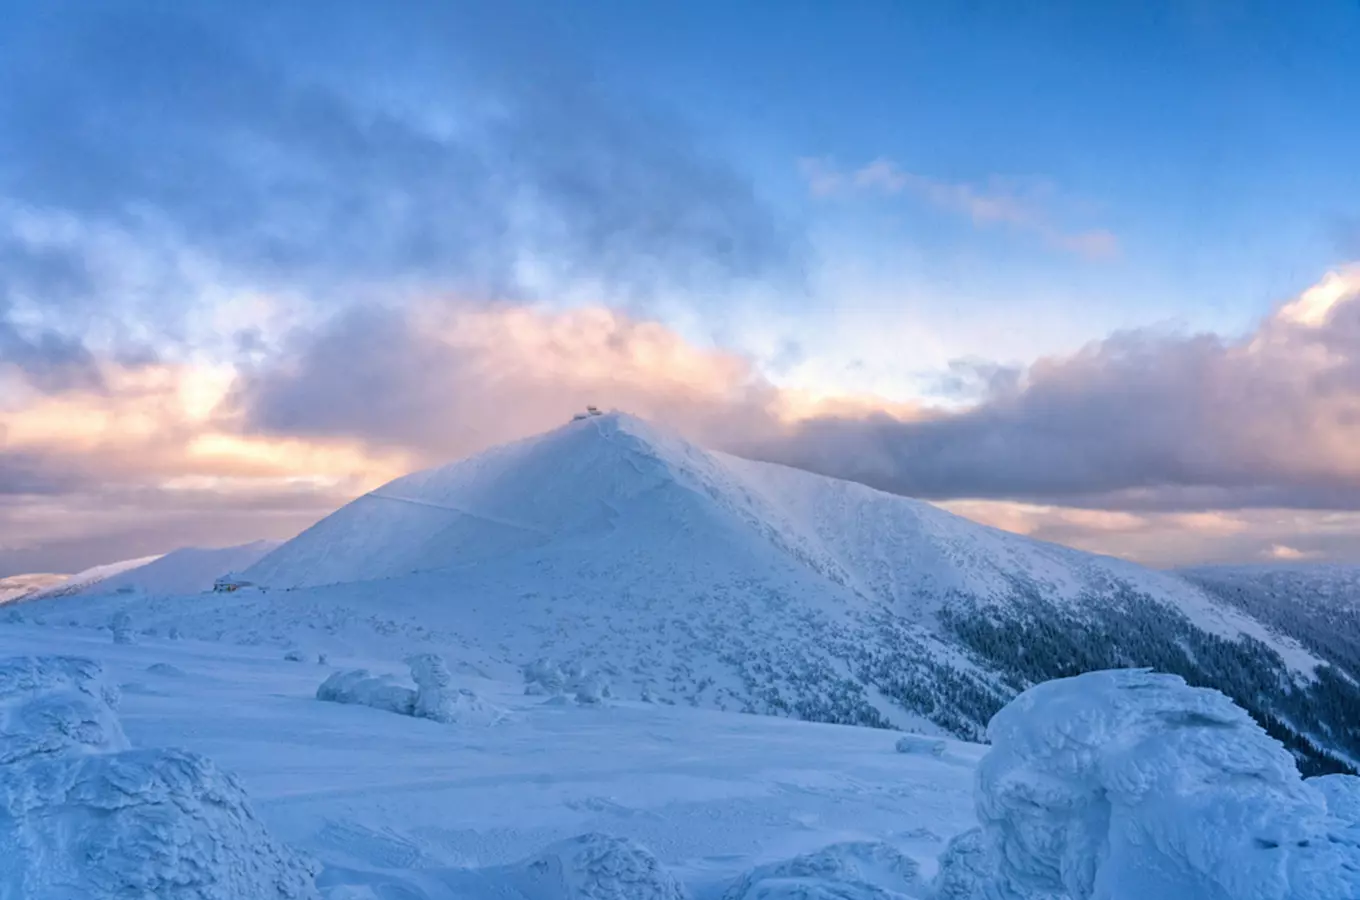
28, 414, 1360, 774
66, 540, 282, 597
18, 540, 281, 602
28, 555, 164, 599
0, 573, 69, 604
1184, 564, 1360, 681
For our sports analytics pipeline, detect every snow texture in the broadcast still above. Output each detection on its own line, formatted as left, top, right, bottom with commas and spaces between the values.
1309, 774, 1360, 824
0, 656, 127, 763
0, 654, 318, 900
723, 841, 925, 899
500, 832, 688, 900
0, 748, 320, 899
976, 668, 1360, 900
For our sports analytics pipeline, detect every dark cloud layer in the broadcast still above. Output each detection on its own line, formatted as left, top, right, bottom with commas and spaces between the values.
0, 1, 801, 316
750, 274, 1360, 511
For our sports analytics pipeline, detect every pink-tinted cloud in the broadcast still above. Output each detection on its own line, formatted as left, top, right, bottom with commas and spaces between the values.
798, 157, 1118, 259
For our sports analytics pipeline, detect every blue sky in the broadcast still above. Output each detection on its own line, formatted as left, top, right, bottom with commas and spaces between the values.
3, 0, 1360, 572
468, 0, 1360, 396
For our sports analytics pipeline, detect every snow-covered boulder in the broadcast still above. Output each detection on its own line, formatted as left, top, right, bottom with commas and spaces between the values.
523, 657, 567, 695
318, 659, 507, 726
0, 655, 319, 899
315, 669, 416, 717
0, 656, 127, 764
895, 734, 946, 758
975, 668, 1360, 900
505, 832, 687, 900
0, 748, 320, 899
723, 841, 924, 900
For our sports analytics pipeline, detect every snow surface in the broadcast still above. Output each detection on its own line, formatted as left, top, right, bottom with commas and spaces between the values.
0, 622, 983, 899
2, 621, 1357, 898
975, 669, 1360, 900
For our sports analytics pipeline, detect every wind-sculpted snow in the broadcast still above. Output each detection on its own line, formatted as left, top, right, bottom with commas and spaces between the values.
499, 832, 688, 900
975, 668, 1360, 900
722, 841, 926, 899
0, 655, 127, 763
0, 655, 319, 900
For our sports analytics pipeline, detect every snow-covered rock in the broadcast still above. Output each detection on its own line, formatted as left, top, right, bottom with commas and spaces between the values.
110, 610, 134, 645
723, 841, 925, 900
317, 658, 507, 726
895, 735, 946, 757
504, 832, 687, 900
0, 656, 127, 763
0, 654, 319, 899
0, 747, 320, 899
315, 669, 416, 717
975, 668, 1360, 900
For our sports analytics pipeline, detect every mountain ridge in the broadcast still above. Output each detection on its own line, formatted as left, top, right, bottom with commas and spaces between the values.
26, 413, 1360, 773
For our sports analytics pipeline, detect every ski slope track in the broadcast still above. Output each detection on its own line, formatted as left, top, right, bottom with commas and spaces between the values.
24, 414, 1360, 772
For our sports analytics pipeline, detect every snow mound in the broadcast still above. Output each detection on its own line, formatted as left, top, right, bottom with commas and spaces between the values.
976, 668, 1360, 900
504, 832, 687, 900
145, 662, 187, 677
317, 657, 507, 726
722, 841, 924, 900
316, 669, 415, 717
0, 655, 319, 899
0, 656, 127, 763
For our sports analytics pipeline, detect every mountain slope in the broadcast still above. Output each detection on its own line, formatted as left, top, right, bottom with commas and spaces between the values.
34, 414, 1360, 773
1184, 564, 1360, 679
74, 541, 283, 597
30, 555, 163, 599
0, 573, 69, 604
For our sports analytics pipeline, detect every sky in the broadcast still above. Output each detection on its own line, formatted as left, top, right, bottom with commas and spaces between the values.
2, 0, 1360, 575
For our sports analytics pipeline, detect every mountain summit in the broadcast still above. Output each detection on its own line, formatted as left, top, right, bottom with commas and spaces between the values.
44, 413, 1360, 773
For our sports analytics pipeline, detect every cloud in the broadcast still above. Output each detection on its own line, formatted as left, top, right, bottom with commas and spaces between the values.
938, 499, 1360, 567
1263, 544, 1322, 562
228, 302, 796, 464
752, 266, 1360, 512
0, 2, 801, 331
798, 157, 1118, 259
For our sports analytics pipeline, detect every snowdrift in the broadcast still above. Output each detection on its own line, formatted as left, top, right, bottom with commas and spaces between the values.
0, 655, 319, 900
973, 668, 1360, 900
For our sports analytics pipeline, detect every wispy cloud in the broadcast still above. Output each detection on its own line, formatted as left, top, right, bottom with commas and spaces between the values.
798, 157, 1118, 259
